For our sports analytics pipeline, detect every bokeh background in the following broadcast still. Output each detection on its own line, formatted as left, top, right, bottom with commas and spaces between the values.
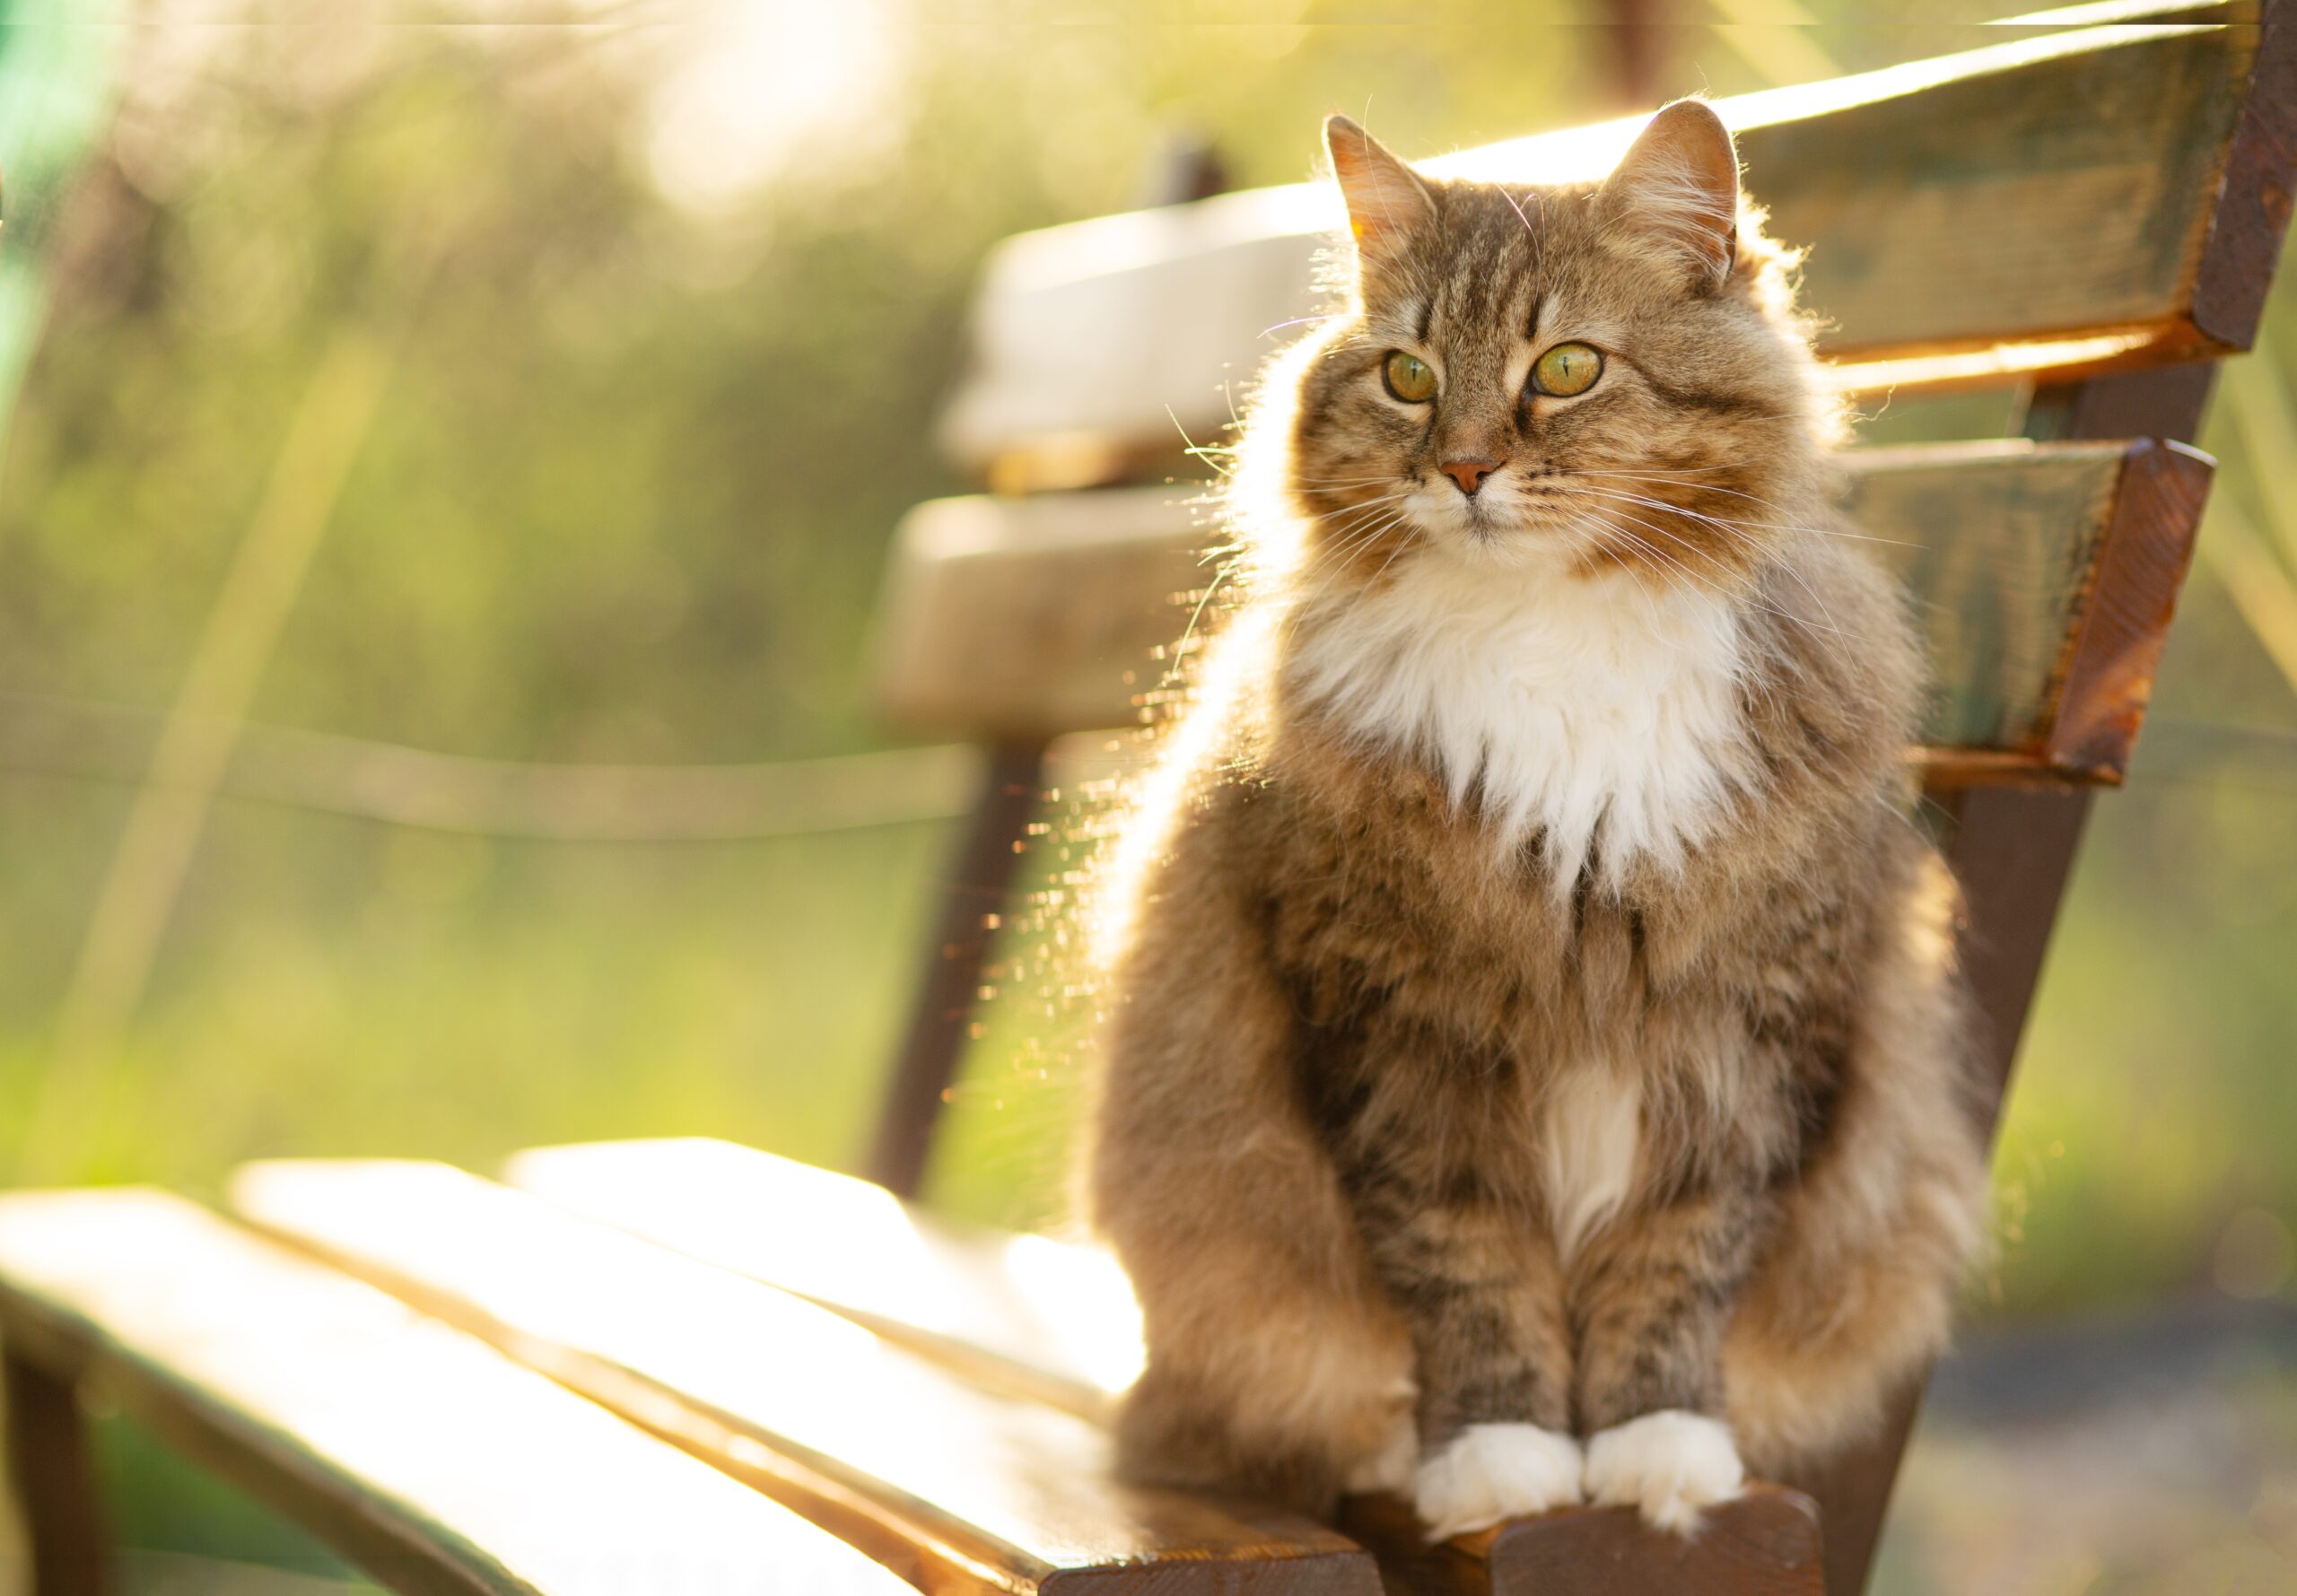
1, 3, 2293, 1592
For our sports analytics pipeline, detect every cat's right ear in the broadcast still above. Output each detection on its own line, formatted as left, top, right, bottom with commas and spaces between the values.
1324, 115, 1434, 275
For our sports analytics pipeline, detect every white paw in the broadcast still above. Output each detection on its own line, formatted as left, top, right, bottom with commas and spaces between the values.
1582, 1409, 1744, 1534
1345, 1411, 1419, 1495
1413, 1423, 1585, 1540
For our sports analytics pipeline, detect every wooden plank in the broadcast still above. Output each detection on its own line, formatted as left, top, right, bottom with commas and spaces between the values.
502, 1140, 1825, 1596
944, 3, 2269, 471
2031, 437, 2214, 775
507, 1138, 1136, 1422
0, 1188, 914, 1596
873, 488, 1214, 742
873, 440, 2213, 783
228, 1159, 1380, 1596
2190, 0, 2297, 346
1337, 1490, 1821, 1596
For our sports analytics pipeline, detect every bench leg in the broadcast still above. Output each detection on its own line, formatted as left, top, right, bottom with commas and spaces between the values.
3, 1348, 108, 1596
868, 738, 1050, 1197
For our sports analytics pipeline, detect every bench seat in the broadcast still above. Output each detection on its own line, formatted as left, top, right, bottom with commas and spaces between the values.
502, 1140, 1834, 1596
233, 1146, 1824, 1596
228, 1157, 1383, 1596
0, 1188, 913, 1596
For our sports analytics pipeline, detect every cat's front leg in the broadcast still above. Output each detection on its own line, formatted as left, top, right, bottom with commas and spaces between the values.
1570, 1186, 1762, 1532
1344, 1193, 1582, 1539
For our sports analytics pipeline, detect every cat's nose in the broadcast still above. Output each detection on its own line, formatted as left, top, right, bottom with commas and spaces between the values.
1440, 458, 1503, 496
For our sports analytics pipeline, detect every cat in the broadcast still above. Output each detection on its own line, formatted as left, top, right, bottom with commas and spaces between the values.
1082, 100, 1987, 1540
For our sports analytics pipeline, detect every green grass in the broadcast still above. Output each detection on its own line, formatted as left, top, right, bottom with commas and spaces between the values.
0, 792, 952, 1192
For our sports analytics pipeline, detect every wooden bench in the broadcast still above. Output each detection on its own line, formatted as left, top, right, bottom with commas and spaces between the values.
4, 4, 2292, 1596
860, 1, 2294, 1590
0, 1188, 913, 1596
224, 1157, 1380, 1596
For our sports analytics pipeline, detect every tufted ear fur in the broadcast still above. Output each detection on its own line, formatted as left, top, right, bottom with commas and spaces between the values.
1324, 115, 1436, 276
1599, 99, 1739, 292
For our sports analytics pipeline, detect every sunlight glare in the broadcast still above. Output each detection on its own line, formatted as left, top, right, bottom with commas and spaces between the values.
1001, 1231, 1145, 1395
644, 0, 905, 217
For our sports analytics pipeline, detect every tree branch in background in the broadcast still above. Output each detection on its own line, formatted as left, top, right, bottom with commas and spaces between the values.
2207, 342, 2297, 705
2196, 499, 2297, 704
16, 327, 397, 1185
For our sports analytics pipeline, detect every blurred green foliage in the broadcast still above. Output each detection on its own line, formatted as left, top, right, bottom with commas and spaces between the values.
1, 4, 2294, 1587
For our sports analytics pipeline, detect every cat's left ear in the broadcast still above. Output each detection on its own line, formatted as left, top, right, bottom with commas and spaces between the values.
1598, 99, 1739, 292
1324, 115, 1435, 273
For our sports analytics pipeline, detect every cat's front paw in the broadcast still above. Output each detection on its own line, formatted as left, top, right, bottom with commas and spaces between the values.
1413, 1423, 1585, 1540
1582, 1409, 1744, 1534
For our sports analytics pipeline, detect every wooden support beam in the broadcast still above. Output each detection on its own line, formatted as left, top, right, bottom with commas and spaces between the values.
4, 1347, 108, 1596
1808, 359, 2224, 1596
869, 739, 1048, 1199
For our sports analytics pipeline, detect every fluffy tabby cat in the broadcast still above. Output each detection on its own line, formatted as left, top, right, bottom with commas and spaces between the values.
1084, 101, 1987, 1539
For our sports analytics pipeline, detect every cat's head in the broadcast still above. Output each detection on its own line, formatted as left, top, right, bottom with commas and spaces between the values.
1255, 102, 1835, 592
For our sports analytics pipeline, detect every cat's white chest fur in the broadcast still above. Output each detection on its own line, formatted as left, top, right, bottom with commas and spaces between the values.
1288, 555, 1753, 888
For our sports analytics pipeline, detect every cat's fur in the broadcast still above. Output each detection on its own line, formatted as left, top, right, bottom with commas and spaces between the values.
1083, 102, 1987, 1538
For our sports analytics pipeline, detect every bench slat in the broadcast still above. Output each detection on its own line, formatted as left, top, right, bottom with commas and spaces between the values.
502, 1139, 1823, 1596
872, 439, 2212, 785
508, 1137, 1132, 1422
228, 1159, 1380, 1596
1337, 1490, 1823, 1596
944, 2, 2284, 474
0, 1189, 911, 1596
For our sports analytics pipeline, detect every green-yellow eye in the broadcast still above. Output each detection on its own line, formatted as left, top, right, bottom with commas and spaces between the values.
1382, 351, 1437, 403
1531, 342, 1603, 397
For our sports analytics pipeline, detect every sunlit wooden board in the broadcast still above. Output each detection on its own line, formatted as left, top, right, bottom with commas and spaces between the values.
872, 439, 2213, 786
502, 1140, 1822, 1596
942, 1, 2287, 473
0, 1188, 913, 1596
506, 1138, 1136, 1422
228, 1159, 1379, 1596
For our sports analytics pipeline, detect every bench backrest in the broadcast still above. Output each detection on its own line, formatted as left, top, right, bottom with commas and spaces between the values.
937, 0, 2275, 485
875, 0, 2287, 789
861, 13, 2295, 1592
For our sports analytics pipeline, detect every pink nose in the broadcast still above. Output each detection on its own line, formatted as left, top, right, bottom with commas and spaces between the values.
1441, 458, 1502, 495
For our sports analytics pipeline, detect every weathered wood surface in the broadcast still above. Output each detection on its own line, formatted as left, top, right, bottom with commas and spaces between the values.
876, 439, 2214, 783
1862, 436, 2214, 781
502, 1138, 1825, 1596
943, 2, 2282, 473
0, 1188, 913, 1596
1339, 1489, 1822, 1596
2190, 0, 2297, 347
230, 1158, 1380, 1596
874, 486, 1213, 744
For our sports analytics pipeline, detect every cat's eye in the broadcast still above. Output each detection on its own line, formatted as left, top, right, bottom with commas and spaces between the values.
1531, 342, 1603, 397
1382, 351, 1437, 403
